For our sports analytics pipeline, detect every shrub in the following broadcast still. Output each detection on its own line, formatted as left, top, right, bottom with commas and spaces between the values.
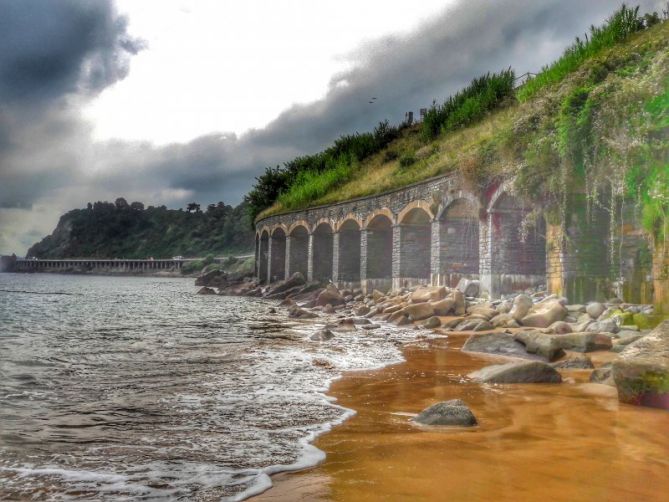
399, 153, 416, 168
422, 69, 515, 141
518, 4, 645, 101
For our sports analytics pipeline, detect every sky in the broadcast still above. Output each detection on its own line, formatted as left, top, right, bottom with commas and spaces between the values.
0, 0, 664, 255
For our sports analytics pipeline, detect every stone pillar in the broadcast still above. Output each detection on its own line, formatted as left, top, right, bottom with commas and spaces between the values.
332, 231, 340, 284
478, 212, 493, 297
360, 229, 368, 285
430, 220, 441, 285
307, 233, 314, 282
284, 236, 292, 279
391, 224, 401, 290
267, 236, 273, 283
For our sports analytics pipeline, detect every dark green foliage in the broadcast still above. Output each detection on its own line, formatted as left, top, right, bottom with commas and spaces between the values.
27, 199, 255, 259
398, 152, 416, 168
518, 4, 646, 101
421, 69, 515, 140
245, 120, 401, 221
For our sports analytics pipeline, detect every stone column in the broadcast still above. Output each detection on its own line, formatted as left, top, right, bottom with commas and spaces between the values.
266, 235, 273, 283
430, 220, 441, 285
478, 212, 493, 297
307, 233, 314, 282
360, 229, 368, 286
391, 224, 401, 290
284, 236, 292, 279
332, 231, 340, 284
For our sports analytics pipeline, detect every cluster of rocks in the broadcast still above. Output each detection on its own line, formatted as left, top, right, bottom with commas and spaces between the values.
196, 272, 668, 413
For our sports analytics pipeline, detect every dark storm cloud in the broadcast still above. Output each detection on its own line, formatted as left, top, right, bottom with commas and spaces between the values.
0, 0, 143, 103
0, 0, 141, 210
0, 0, 664, 253
94, 0, 662, 206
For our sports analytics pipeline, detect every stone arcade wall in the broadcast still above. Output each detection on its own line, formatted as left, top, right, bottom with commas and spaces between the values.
12, 258, 186, 274
255, 173, 661, 303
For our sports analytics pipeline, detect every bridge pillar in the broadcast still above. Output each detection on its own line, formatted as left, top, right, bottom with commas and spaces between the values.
307, 233, 314, 282
267, 235, 273, 283
332, 231, 340, 284
391, 224, 401, 290
284, 236, 292, 277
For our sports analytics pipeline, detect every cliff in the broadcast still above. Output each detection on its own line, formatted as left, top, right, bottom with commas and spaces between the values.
27, 199, 254, 259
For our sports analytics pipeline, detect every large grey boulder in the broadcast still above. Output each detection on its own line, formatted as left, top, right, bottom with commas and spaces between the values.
462, 333, 545, 360
265, 272, 306, 297
469, 361, 562, 383
513, 332, 565, 361
612, 321, 669, 409
515, 331, 611, 356
586, 318, 619, 334
196, 286, 217, 295
316, 284, 346, 306
413, 399, 478, 426
586, 302, 606, 319
521, 299, 568, 328
509, 294, 533, 321
552, 354, 594, 369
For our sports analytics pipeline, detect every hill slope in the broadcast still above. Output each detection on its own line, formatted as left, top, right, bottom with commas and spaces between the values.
257, 11, 669, 246
27, 199, 254, 259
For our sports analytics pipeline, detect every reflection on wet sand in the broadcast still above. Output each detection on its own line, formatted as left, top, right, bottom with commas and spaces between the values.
254, 335, 669, 501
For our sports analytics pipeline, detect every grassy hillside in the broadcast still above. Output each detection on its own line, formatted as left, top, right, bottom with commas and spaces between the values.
27, 199, 254, 259
256, 6, 669, 241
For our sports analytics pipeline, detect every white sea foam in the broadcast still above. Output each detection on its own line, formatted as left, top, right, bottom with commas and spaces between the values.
0, 274, 435, 500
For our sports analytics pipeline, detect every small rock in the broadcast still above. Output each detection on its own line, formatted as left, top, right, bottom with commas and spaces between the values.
413, 399, 478, 426
521, 299, 567, 328
196, 287, 217, 295
473, 320, 494, 332
546, 321, 573, 334
586, 319, 619, 334
354, 305, 370, 316
422, 316, 442, 329
469, 361, 562, 384
552, 355, 594, 369
310, 329, 334, 341
586, 302, 605, 319
590, 365, 614, 385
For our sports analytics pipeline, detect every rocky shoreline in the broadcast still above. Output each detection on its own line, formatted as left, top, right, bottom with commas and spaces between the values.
197, 270, 669, 413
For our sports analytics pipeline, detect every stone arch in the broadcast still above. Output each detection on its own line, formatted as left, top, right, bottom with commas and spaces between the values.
312, 218, 335, 234
398, 201, 434, 224
335, 213, 363, 232
365, 213, 393, 280
259, 228, 270, 284
488, 190, 546, 295
363, 208, 395, 229
336, 219, 361, 283
288, 224, 309, 279
437, 197, 480, 286
288, 220, 310, 235
312, 221, 334, 282
269, 227, 286, 282
270, 223, 288, 236
398, 206, 432, 281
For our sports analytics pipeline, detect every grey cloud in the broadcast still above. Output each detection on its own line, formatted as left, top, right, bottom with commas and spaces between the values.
0, 0, 664, 254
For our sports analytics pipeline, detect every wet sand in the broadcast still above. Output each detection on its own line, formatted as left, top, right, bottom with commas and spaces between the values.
253, 333, 669, 501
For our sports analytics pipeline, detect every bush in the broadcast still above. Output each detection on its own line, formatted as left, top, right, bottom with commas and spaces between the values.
518, 4, 645, 101
399, 153, 416, 168
422, 69, 515, 140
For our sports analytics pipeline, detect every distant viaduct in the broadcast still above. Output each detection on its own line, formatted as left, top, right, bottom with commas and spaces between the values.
255, 173, 658, 304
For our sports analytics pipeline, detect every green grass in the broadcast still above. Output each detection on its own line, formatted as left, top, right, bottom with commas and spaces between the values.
518, 4, 647, 101
277, 160, 354, 209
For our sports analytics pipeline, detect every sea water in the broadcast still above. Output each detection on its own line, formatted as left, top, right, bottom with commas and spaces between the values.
0, 273, 420, 500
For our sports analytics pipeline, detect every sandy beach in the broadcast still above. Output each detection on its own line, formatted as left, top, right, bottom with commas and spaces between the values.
253, 332, 669, 501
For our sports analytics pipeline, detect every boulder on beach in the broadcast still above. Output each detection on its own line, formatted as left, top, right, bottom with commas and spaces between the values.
586, 318, 619, 334
422, 316, 441, 329
520, 299, 567, 328
590, 364, 614, 385
452, 290, 466, 316
265, 272, 306, 298
403, 302, 434, 321
196, 286, 217, 295
462, 333, 545, 360
586, 302, 606, 319
413, 399, 478, 426
552, 354, 594, 369
316, 284, 346, 306
288, 306, 317, 319
612, 321, 669, 409
310, 329, 334, 341
457, 279, 480, 298
411, 286, 447, 303
469, 361, 562, 384
509, 294, 533, 321
513, 332, 565, 362
431, 298, 455, 316
490, 313, 520, 329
